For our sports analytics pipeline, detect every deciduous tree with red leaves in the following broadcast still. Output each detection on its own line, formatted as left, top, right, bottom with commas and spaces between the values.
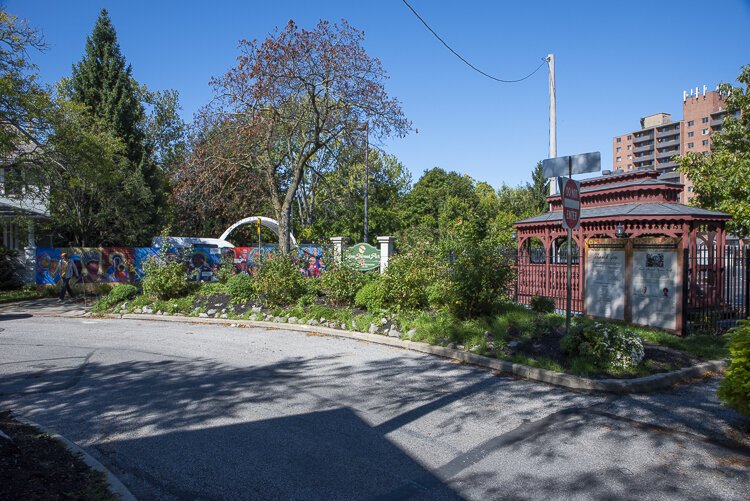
205, 19, 410, 252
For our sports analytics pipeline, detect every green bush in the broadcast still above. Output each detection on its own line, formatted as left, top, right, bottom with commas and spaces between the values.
0, 246, 24, 290
91, 284, 138, 311
354, 279, 385, 311
142, 260, 192, 300
445, 239, 514, 318
561, 320, 645, 371
718, 321, 750, 416
226, 273, 255, 304
320, 265, 371, 306
530, 295, 556, 314
254, 256, 304, 306
379, 246, 449, 311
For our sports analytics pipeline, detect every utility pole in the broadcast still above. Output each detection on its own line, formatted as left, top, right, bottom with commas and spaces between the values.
547, 53, 557, 196
363, 122, 370, 244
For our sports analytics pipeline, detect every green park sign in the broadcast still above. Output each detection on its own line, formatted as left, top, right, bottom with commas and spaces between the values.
345, 243, 380, 271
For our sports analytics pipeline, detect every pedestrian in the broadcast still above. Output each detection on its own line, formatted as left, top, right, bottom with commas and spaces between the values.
58, 253, 79, 302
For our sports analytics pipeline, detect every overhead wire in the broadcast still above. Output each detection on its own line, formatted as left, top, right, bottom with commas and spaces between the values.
401, 0, 547, 83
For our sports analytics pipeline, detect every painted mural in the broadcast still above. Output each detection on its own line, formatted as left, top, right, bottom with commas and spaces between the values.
36, 244, 332, 284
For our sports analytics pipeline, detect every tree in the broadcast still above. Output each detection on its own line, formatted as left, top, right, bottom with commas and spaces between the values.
69, 9, 169, 239
207, 19, 410, 252
0, 9, 49, 162
529, 161, 550, 214
680, 65, 750, 237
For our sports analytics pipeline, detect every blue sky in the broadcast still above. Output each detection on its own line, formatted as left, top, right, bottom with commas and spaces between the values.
8, 0, 750, 189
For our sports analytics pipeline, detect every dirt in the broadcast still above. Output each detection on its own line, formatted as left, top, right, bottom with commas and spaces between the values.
0, 410, 116, 500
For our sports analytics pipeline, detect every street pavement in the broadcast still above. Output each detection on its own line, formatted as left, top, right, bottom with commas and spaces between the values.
0, 307, 748, 500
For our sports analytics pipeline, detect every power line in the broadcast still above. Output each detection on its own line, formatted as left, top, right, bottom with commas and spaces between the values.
401, 0, 546, 83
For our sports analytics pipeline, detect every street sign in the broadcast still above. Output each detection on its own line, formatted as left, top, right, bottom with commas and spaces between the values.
542, 151, 601, 178
559, 176, 581, 230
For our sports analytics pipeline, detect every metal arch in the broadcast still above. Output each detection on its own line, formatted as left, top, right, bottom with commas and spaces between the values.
219, 216, 297, 247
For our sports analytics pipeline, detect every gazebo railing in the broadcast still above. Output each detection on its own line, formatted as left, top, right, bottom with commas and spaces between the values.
515, 251, 584, 314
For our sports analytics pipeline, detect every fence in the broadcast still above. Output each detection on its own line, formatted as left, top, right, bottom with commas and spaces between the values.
515, 250, 584, 314
683, 246, 750, 334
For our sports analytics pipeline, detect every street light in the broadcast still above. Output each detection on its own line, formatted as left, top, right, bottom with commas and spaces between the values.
615, 223, 626, 238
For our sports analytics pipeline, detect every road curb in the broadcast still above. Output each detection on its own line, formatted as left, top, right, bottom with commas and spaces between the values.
14, 416, 137, 501
99, 312, 725, 394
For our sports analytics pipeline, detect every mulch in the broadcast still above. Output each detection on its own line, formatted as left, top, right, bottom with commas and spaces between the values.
0, 411, 116, 500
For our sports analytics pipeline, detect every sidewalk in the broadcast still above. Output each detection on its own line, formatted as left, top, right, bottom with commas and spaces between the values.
0, 297, 90, 318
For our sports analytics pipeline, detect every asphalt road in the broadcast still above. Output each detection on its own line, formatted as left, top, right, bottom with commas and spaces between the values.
1, 313, 748, 500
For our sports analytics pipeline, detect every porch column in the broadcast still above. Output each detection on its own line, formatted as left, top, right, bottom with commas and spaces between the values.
329, 237, 349, 264
376, 236, 395, 274
23, 221, 36, 284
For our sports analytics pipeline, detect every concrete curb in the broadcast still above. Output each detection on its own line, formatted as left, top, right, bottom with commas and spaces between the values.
14, 416, 137, 501
99, 312, 725, 394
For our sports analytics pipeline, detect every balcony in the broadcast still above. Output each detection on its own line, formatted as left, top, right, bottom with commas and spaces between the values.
656, 138, 680, 148
710, 118, 723, 127
656, 149, 678, 160
633, 154, 653, 164
632, 132, 654, 144
656, 161, 678, 171
633, 143, 653, 154
656, 127, 680, 138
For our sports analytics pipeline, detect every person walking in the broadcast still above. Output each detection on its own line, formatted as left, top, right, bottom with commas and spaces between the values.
58, 253, 79, 301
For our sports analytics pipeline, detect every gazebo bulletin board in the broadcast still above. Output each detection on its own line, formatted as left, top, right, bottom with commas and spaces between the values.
585, 237, 683, 333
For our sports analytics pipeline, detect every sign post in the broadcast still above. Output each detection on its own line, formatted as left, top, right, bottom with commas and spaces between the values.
543, 152, 599, 336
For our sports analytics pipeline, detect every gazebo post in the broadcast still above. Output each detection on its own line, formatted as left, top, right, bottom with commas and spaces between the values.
544, 227, 551, 299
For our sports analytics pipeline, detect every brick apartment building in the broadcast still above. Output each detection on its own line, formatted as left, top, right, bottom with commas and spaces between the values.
612, 86, 739, 204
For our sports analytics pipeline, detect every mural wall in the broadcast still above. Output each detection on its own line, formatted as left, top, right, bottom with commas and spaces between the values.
35, 245, 329, 285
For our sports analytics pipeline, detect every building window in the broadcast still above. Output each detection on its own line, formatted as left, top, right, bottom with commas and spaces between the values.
687, 131, 694, 137
616, 157, 621, 162
627, 135, 632, 140
627, 155, 632, 159
702, 139, 709, 146
702, 128, 709, 135
687, 142, 694, 148
702, 117, 709, 123
688, 186, 694, 192
616, 147, 621, 152
687, 120, 694, 126
616, 137, 621, 143
627, 145, 631, 150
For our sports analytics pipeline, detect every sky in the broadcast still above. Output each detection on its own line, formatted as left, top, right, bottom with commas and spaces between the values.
7, 0, 750, 190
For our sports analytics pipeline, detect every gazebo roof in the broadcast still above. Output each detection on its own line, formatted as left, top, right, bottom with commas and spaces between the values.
516, 202, 729, 225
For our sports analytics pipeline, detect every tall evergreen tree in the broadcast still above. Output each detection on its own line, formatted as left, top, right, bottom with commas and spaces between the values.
67, 9, 167, 243
70, 9, 145, 164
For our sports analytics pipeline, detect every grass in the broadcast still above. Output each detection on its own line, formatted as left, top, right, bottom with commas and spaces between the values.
0, 287, 42, 304
621, 324, 728, 360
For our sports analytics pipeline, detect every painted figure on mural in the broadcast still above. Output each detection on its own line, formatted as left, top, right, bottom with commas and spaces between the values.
36, 252, 59, 284
82, 251, 101, 283
105, 253, 129, 282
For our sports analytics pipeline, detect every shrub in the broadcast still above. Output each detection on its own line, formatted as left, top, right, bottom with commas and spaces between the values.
718, 321, 750, 416
254, 256, 304, 306
320, 265, 371, 306
561, 320, 645, 371
0, 246, 24, 290
142, 260, 192, 300
354, 279, 385, 311
226, 273, 255, 304
445, 239, 514, 318
530, 295, 556, 314
379, 245, 449, 311
91, 284, 138, 311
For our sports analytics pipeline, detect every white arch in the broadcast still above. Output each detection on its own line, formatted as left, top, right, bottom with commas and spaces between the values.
219, 216, 297, 247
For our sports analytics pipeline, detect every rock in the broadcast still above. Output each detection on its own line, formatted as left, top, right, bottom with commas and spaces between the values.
221, 308, 227, 313
457, 344, 465, 351
368, 323, 378, 334
380, 317, 388, 325
134, 308, 143, 314
447, 342, 456, 349
508, 341, 519, 348
288, 317, 298, 324
341, 323, 347, 330
214, 303, 222, 307
484, 330, 493, 339
469, 345, 480, 353
142, 306, 153, 314
320, 317, 326, 323
175, 313, 185, 317
407, 328, 417, 338
220, 313, 228, 319
388, 329, 401, 338
199, 313, 209, 318
307, 319, 319, 326
156, 311, 163, 315
251, 306, 262, 313
207, 309, 217, 316
248, 314, 258, 321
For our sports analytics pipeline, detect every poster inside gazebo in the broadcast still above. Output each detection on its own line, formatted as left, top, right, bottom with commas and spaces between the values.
630, 238, 682, 332
585, 239, 627, 321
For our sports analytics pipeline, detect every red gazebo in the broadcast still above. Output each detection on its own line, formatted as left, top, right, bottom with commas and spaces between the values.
513, 169, 730, 313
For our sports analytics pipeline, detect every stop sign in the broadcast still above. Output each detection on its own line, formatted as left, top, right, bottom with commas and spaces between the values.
561, 177, 581, 230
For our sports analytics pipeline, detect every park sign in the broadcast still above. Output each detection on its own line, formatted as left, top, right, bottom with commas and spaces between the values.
558, 176, 581, 230
345, 243, 380, 271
